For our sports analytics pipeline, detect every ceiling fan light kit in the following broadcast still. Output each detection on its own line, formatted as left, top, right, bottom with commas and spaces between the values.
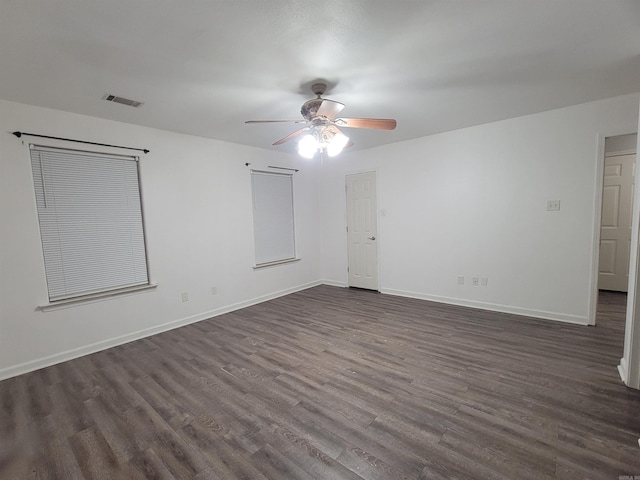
245, 82, 397, 158
298, 133, 317, 159
298, 127, 350, 159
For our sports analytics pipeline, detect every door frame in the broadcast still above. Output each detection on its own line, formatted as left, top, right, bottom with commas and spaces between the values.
590, 134, 637, 325
345, 170, 380, 290
589, 130, 639, 389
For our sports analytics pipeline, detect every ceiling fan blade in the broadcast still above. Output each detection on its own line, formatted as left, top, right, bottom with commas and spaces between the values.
316, 99, 345, 120
273, 127, 309, 145
335, 117, 397, 130
245, 120, 306, 124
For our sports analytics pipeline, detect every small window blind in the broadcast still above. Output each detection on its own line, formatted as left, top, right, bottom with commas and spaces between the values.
30, 145, 149, 301
251, 170, 296, 265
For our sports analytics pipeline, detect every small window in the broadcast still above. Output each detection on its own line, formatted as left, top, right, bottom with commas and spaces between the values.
30, 145, 150, 302
251, 170, 296, 266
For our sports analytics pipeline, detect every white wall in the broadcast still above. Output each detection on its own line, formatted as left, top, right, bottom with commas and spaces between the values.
0, 99, 321, 379
605, 133, 637, 153
319, 94, 640, 324
2, 93, 639, 381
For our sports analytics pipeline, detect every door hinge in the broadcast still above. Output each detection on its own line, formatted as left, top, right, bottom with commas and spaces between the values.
347, 266, 349, 273
346, 225, 348, 233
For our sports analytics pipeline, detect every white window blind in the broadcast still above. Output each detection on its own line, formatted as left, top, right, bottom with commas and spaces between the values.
30, 145, 149, 301
251, 170, 296, 265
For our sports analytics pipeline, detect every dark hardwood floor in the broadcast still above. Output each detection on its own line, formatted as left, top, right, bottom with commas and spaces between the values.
1, 286, 639, 479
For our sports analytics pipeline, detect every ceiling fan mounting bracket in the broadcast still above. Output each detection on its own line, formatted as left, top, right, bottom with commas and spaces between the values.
311, 82, 328, 97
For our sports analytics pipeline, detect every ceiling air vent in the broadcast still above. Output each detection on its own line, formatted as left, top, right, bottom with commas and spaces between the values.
103, 94, 143, 108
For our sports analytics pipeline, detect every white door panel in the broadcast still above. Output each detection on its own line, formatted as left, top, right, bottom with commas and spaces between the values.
598, 240, 616, 274
601, 185, 620, 227
599, 153, 635, 292
347, 172, 378, 290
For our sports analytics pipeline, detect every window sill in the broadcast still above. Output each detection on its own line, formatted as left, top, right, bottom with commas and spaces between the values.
38, 283, 158, 311
253, 258, 301, 270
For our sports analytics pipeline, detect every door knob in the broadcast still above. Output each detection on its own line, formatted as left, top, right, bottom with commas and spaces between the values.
368, 236, 376, 240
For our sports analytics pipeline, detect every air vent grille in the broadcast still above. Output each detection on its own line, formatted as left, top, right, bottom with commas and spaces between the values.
104, 94, 143, 108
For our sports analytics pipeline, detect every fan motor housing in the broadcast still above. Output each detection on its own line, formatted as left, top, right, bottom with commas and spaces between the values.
301, 98, 325, 121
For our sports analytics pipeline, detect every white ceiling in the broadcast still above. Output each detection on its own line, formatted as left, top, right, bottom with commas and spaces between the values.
1, 1, 639, 154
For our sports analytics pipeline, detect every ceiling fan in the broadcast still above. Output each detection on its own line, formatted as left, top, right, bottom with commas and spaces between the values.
245, 82, 397, 158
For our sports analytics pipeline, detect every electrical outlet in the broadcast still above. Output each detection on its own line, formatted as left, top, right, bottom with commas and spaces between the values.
457, 275, 464, 285
480, 277, 488, 286
546, 200, 561, 211
181, 292, 189, 302
211, 286, 217, 295
472, 277, 479, 286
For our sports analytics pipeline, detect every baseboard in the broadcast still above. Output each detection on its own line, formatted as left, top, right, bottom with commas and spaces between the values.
0, 281, 322, 381
380, 288, 589, 325
618, 357, 629, 384
319, 279, 348, 288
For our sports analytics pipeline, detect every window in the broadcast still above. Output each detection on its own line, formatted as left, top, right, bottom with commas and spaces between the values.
30, 145, 149, 302
251, 170, 296, 266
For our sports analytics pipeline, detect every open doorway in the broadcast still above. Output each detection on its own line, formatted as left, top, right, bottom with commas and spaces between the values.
596, 133, 637, 339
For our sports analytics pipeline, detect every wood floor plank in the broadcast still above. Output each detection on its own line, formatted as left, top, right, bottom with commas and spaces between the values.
335, 443, 423, 480
30, 414, 85, 480
292, 397, 427, 475
177, 419, 269, 480
281, 438, 367, 480
69, 425, 135, 480
251, 443, 316, 480
1, 287, 639, 479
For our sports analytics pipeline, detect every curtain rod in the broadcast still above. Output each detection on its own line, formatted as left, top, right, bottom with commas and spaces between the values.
12, 131, 149, 154
244, 163, 299, 172
268, 165, 299, 172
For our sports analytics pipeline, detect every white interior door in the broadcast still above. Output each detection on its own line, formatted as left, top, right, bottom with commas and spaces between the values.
599, 152, 635, 292
346, 172, 379, 290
